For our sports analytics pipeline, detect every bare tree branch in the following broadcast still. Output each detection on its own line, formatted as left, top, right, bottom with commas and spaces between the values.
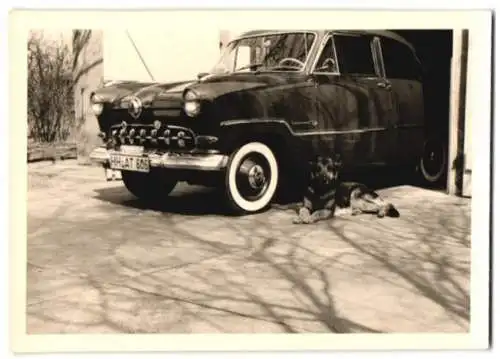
27, 31, 75, 142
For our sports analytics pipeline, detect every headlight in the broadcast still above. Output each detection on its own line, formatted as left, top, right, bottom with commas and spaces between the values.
91, 102, 104, 116
183, 90, 201, 117
90, 93, 104, 116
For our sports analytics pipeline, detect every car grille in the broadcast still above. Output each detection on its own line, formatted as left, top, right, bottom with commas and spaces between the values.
107, 123, 196, 151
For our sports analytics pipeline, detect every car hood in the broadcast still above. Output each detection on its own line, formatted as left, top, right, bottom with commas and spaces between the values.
92, 80, 192, 106
94, 72, 308, 108
195, 72, 303, 99
152, 72, 308, 105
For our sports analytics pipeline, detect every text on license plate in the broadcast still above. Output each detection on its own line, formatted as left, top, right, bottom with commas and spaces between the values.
109, 154, 150, 173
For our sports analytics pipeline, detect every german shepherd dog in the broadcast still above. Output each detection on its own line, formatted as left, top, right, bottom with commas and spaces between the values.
293, 155, 400, 224
293, 155, 342, 224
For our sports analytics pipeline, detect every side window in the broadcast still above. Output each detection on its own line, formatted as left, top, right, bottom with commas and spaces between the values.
313, 36, 338, 73
381, 38, 421, 80
334, 35, 376, 76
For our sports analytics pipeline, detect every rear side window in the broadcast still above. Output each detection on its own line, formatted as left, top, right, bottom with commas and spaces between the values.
381, 38, 421, 80
334, 35, 376, 76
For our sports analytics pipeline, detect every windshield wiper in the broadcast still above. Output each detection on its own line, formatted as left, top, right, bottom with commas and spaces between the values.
234, 63, 264, 72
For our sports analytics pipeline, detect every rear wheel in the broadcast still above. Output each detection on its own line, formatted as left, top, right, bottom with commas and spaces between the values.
122, 170, 177, 202
225, 142, 279, 214
417, 137, 447, 186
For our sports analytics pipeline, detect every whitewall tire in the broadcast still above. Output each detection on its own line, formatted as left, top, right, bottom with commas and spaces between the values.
418, 138, 447, 185
225, 142, 279, 213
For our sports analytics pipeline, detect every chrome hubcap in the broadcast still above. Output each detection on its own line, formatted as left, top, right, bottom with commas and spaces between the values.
248, 164, 266, 189
236, 154, 271, 201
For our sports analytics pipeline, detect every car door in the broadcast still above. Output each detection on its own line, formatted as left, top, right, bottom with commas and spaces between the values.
378, 36, 425, 164
306, 32, 398, 166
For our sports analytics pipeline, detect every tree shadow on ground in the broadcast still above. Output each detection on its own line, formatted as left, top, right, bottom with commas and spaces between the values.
27, 192, 470, 333
28, 162, 468, 333
327, 202, 470, 328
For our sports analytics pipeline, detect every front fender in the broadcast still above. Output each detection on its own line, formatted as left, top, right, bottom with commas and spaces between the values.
218, 118, 294, 152
217, 118, 311, 184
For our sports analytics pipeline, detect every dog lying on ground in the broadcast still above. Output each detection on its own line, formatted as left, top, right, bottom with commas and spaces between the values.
292, 155, 400, 224
292, 155, 342, 224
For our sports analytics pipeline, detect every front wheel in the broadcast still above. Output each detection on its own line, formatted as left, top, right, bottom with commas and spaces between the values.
122, 170, 177, 202
225, 142, 279, 214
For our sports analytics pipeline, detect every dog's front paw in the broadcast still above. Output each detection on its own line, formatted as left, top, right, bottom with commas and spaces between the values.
335, 207, 351, 217
295, 207, 312, 224
293, 214, 313, 224
301, 216, 314, 224
351, 208, 362, 216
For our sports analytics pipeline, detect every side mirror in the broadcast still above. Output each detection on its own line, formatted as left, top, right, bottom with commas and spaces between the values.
197, 72, 209, 80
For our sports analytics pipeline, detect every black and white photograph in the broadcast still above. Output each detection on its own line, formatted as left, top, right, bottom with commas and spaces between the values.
9, 8, 492, 353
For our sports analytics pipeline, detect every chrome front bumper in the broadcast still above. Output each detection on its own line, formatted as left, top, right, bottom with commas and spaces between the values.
89, 146, 229, 171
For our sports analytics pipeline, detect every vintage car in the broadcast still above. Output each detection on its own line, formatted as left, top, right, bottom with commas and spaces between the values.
89, 30, 447, 214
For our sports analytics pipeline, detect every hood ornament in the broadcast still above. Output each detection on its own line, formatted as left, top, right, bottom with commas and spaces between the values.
127, 96, 143, 119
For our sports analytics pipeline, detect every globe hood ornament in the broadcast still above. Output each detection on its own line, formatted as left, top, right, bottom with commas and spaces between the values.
127, 96, 143, 119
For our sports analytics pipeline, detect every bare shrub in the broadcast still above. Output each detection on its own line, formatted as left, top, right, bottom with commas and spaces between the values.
27, 31, 74, 142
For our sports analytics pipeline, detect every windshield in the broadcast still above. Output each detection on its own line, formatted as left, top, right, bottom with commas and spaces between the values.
212, 32, 316, 74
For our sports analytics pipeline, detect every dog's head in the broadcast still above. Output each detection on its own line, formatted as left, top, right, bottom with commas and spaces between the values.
309, 155, 342, 189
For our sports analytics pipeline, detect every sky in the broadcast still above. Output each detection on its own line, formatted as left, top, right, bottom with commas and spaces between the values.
30, 29, 72, 47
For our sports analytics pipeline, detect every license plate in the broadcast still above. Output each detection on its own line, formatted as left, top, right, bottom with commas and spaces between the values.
109, 154, 150, 173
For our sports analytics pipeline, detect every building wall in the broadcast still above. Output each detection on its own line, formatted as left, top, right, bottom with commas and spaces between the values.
462, 30, 476, 198
447, 30, 473, 197
72, 30, 104, 158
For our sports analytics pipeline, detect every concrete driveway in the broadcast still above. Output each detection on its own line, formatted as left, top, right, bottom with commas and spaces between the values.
27, 160, 471, 333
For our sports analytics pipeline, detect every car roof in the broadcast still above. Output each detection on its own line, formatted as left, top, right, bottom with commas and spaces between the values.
235, 29, 416, 53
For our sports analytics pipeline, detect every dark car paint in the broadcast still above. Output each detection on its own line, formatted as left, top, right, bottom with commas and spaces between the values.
94, 30, 426, 175
93, 80, 192, 106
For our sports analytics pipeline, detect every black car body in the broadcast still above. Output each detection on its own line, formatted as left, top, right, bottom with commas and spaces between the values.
89, 30, 446, 213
